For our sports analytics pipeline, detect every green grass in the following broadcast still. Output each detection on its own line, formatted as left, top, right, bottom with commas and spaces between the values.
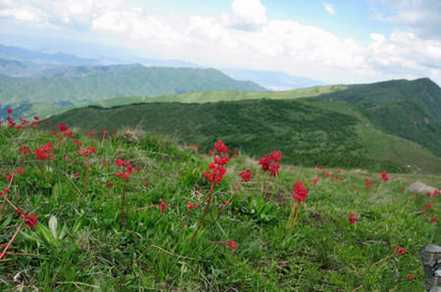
44, 98, 441, 174
0, 125, 439, 290
95, 84, 346, 107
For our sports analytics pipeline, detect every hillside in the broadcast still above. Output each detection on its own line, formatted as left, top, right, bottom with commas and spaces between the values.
317, 78, 441, 157
43, 98, 441, 174
94, 85, 346, 107
0, 120, 439, 290
0, 65, 265, 105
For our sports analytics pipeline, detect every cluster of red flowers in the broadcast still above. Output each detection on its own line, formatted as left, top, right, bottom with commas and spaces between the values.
114, 159, 134, 181
15, 208, 38, 229
5, 167, 25, 183
78, 146, 97, 158
0, 187, 10, 197
203, 139, 230, 186
427, 189, 441, 197
239, 169, 252, 182
34, 142, 54, 160
292, 181, 309, 203
18, 145, 32, 156
58, 123, 74, 138
258, 150, 282, 176
1, 107, 40, 129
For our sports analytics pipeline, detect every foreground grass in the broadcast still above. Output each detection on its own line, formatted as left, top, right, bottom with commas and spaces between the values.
0, 126, 439, 290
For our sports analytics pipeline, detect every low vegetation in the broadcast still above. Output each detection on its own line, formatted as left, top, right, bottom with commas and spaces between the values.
1, 109, 440, 290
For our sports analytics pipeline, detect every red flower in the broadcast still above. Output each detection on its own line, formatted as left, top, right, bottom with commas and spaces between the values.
186, 202, 198, 210
15, 167, 25, 175
6, 107, 13, 115
214, 155, 229, 165
5, 173, 13, 183
311, 176, 320, 186
239, 169, 252, 182
258, 155, 271, 171
225, 240, 238, 252
159, 199, 168, 214
406, 273, 415, 281
431, 215, 438, 225
214, 139, 229, 155
364, 178, 373, 189
268, 162, 280, 177
19, 145, 31, 155
114, 159, 134, 181
379, 171, 390, 182
78, 146, 96, 157
21, 213, 38, 229
292, 181, 309, 203
258, 151, 282, 176
423, 202, 433, 211
58, 123, 69, 132
0, 187, 10, 197
115, 159, 126, 167
394, 246, 407, 256
348, 212, 359, 225
427, 189, 440, 197
115, 172, 130, 181
34, 142, 53, 160
204, 163, 226, 185
271, 150, 282, 162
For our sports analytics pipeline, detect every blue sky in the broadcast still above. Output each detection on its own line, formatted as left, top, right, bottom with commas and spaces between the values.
1, 0, 441, 84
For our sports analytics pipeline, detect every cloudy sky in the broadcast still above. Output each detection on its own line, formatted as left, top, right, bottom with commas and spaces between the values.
1, 0, 441, 84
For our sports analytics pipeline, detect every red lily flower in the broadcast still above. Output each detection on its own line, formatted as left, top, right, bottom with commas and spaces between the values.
225, 240, 238, 252
34, 142, 53, 160
292, 181, 309, 203
394, 246, 407, 256
21, 213, 38, 229
159, 199, 168, 214
239, 169, 252, 182
379, 171, 390, 182
348, 212, 359, 224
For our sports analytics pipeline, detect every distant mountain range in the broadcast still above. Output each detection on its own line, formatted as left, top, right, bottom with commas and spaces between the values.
43, 78, 441, 174
0, 43, 321, 90
222, 69, 324, 90
0, 64, 265, 103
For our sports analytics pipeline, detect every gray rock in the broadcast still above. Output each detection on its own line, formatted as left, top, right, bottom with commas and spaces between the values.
407, 181, 437, 194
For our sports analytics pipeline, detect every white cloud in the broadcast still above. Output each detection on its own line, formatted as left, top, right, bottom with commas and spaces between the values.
323, 3, 336, 15
0, 0, 440, 84
228, 0, 267, 31
372, 0, 441, 39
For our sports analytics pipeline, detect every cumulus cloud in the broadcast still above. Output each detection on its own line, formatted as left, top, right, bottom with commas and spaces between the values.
323, 3, 336, 15
227, 0, 267, 31
0, 0, 440, 84
372, 0, 441, 40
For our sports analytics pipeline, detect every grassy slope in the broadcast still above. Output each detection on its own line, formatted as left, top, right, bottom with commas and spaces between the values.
95, 84, 346, 107
305, 99, 441, 174
0, 126, 439, 290
317, 78, 441, 157
44, 98, 441, 174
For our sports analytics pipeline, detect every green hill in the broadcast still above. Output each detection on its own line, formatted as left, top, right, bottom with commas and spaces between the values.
43, 97, 441, 174
316, 78, 441, 157
0, 64, 265, 117
0, 124, 439, 290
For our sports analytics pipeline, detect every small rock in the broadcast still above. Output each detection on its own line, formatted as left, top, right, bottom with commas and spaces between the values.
407, 181, 437, 194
